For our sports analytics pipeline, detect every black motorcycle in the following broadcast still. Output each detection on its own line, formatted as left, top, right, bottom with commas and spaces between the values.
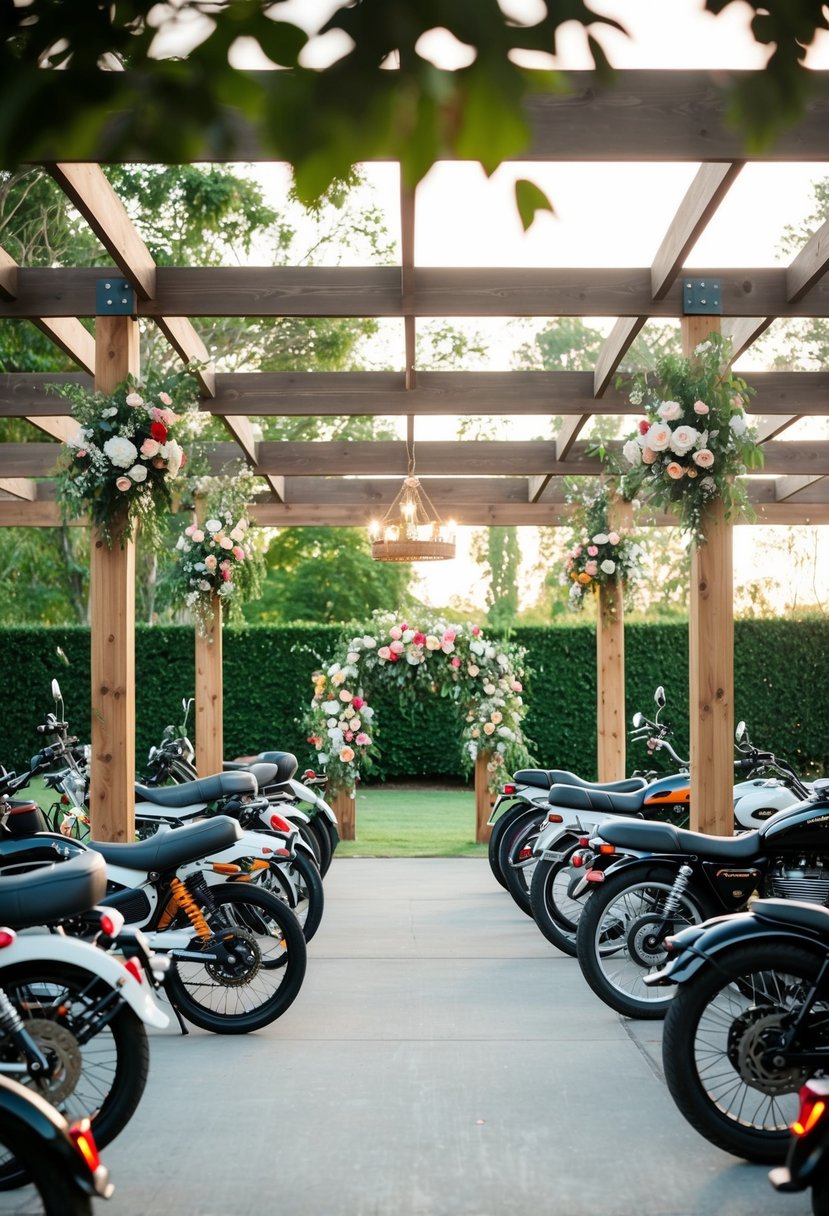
645, 896, 829, 1166
574, 781, 829, 1019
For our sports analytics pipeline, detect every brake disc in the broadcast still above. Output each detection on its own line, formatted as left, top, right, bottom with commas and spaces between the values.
204, 928, 261, 987
626, 913, 670, 968
23, 1018, 82, 1104
728, 1007, 807, 1095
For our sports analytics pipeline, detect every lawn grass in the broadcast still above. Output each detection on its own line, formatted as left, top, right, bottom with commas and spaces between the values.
335, 784, 488, 858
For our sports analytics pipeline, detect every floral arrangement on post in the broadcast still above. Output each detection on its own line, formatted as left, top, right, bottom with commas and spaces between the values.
54, 369, 203, 548
169, 469, 265, 632
562, 480, 644, 611
616, 332, 764, 544
303, 610, 532, 795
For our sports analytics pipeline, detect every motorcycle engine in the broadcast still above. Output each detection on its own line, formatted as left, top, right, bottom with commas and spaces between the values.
768, 856, 829, 905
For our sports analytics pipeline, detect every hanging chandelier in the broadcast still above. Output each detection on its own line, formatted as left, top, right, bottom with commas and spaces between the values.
369, 452, 456, 563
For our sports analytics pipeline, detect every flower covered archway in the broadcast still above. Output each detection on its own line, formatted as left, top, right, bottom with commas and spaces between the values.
304, 612, 532, 840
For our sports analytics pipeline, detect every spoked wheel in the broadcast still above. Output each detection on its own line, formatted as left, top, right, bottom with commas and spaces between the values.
165, 882, 307, 1034
487, 803, 530, 890
663, 941, 829, 1163
0, 962, 148, 1187
497, 807, 548, 918
529, 839, 588, 956
262, 850, 325, 943
575, 865, 711, 1019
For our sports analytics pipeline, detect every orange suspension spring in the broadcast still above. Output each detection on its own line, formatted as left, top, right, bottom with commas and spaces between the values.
164, 875, 212, 940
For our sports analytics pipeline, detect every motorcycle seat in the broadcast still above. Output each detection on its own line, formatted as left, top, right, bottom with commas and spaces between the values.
224, 752, 298, 783
752, 897, 829, 934
597, 819, 762, 860
135, 771, 257, 807
0, 850, 107, 929
548, 784, 647, 814
89, 815, 242, 869
515, 768, 647, 793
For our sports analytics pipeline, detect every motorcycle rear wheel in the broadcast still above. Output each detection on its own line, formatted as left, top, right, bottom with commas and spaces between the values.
165, 882, 307, 1034
662, 940, 827, 1164
497, 807, 548, 918
0, 1119, 93, 1214
0, 961, 148, 1185
576, 864, 712, 1019
529, 840, 586, 956
487, 803, 529, 890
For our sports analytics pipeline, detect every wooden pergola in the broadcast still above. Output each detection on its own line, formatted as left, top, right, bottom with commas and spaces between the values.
3, 70, 829, 841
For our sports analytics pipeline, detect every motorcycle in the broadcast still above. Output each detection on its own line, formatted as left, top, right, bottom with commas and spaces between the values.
144, 697, 339, 876
33, 682, 324, 942
644, 895, 829, 1165
0, 1074, 113, 1215
769, 1077, 829, 1214
530, 720, 811, 957
0, 842, 168, 1171
574, 779, 829, 1020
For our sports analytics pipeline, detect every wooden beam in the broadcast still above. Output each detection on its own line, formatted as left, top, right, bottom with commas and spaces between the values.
24, 416, 81, 442
775, 474, 826, 502
787, 215, 829, 304
0, 478, 36, 501
256, 440, 562, 477
651, 163, 744, 299
597, 498, 632, 781
46, 163, 157, 299
0, 247, 18, 300
593, 318, 646, 398
31, 318, 96, 373
10, 266, 829, 320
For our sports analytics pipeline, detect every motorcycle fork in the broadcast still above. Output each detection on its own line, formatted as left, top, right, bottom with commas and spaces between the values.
0, 986, 52, 1078
8, 975, 124, 1050
766, 956, 829, 1067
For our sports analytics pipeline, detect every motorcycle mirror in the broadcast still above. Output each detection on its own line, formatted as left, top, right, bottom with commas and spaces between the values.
631, 712, 643, 728
735, 720, 746, 742
654, 686, 666, 709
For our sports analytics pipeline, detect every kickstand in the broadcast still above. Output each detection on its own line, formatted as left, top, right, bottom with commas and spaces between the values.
170, 1001, 190, 1036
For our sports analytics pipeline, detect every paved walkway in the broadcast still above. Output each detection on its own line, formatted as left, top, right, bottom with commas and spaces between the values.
97, 859, 809, 1216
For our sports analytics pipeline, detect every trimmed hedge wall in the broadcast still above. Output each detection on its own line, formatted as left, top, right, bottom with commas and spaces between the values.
1, 619, 828, 781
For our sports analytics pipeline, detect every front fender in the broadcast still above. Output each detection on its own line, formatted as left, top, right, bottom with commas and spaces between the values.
645, 913, 826, 988
0, 932, 169, 1030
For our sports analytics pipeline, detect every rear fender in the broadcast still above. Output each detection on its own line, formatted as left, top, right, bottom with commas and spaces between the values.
646, 915, 827, 988
0, 933, 169, 1030
287, 779, 337, 823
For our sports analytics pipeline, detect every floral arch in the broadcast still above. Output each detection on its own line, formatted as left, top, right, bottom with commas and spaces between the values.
304, 611, 532, 796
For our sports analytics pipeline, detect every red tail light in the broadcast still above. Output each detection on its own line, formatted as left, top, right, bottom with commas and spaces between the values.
123, 958, 143, 985
578, 836, 589, 848
69, 1119, 101, 1173
502, 784, 517, 795
792, 1089, 828, 1136
571, 853, 584, 868
598, 844, 616, 855
0, 929, 15, 949
518, 846, 532, 861
546, 812, 563, 823
270, 813, 291, 832
303, 770, 317, 780
586, 869, 606, 883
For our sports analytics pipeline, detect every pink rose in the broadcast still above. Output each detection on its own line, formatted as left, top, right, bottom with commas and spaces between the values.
441, 640, 455, 654
204, 554, 217, 571
140, 438, 160, 458
192, 529, 204, 543
451, 656, 462, 668
471, 625, 481, 636
185, 524, 194, 537
585, 561, 598, 576
389, 626, 403, 640
76, 449, 88, 459
351, 696, 365, 710
442, 629, 456, 643
693, 448, 715, 468
587, 546, 598, 557
642, 448, 658, 465
666, 461, 686, 479
158, 392, 172, 405
389, 640, 404, 655
221, 567, 232, 581
355, 732, 371, 747
511, 680, 523, 692
413, 632, 427, 646
377, 646, 391, 660
339, 689, 353, 702
607, 532, 620, 545
693, 400, 709, 415
115, 476, 131, 492
572, 545, 582, 557
232, 546, 245, 560
344, 731, 354, 742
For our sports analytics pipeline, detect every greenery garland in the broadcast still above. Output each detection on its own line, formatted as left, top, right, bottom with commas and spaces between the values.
53, 369, 203, 549
614, 332, 764, 544
303, 610, 533, 794
562, 481, 644, 611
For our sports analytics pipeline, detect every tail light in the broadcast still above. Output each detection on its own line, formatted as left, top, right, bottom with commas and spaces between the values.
598, 844, 616, 855
69, 1119, 102, 1173
270, 813, 291, 832
303, 769, 317, 781
792, 1085, 829, 1136
546, 812, 563, 823
99, 909, 125, 938
578, 835, 590, 848
502, 783, 517, 795
123, 958, 144, 985
585, 869, 606, 883
0, 929, 15, 949
518, 846, 532, 861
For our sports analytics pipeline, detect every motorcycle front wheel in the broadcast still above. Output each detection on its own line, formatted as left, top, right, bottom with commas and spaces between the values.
0, 961, 148, 1186
165, 882, 307, 1034
662, 941, 829, 1164
529, 840, 587, 956
497, 807, 548, 918
575, 864, 712, 1019
487, 803, 529, 890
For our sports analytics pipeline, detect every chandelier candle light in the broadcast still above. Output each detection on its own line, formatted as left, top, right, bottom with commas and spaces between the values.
369, 456, 456, 563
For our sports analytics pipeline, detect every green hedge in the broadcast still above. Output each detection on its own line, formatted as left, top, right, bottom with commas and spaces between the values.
0, 618, 827, 782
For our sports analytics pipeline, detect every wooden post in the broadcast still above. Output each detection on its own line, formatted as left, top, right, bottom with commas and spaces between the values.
89, 314, 138, 842
194, 497, 224, 778
475, 749, 492, 844
331, 788, 356, 841
596, 496, 632, 781
683, 315, 734, 836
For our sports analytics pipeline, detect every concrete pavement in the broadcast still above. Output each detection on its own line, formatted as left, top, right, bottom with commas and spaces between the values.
92, 858, 808, 1216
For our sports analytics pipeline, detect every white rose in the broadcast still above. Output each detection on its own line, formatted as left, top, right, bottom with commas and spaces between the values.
103, 436, 138, 468
591, 533, 608, 545
127, 463, 148, 483
644, 422, 671, 452
730, 414, 747, 436
658, 400, 682, 421
670, 425, 699, 455
160, 439, 184, 477
206, 519, 222, 533
623, 439, 642, 466
322, 701, 339, 714
600, 559, 616, 575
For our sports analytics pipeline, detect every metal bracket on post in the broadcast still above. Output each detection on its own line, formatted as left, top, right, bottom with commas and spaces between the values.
95, 278, 136, 316
682, 278, 721, 316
